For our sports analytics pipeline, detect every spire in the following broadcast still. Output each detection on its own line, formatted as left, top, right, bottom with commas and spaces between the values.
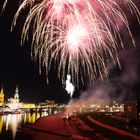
14, 84, 19, 99
1, 83, 3, 90
15, 85, 19, 93
0, 83, 4, 94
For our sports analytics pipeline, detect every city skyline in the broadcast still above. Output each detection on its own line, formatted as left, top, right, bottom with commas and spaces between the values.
1, 1, 140, 140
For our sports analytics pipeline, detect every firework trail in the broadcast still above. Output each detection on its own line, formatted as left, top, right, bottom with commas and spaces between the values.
2, 0, 140, 85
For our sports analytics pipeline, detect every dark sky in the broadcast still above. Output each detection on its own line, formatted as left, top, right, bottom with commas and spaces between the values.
0, 0, 140, 103
0, 0, 71, 103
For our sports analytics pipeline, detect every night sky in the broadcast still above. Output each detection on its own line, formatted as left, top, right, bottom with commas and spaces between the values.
0, 0, 140, 104
0, 0, 71, 103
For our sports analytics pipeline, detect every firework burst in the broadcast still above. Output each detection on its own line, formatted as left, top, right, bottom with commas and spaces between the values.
2, 0, 140, 85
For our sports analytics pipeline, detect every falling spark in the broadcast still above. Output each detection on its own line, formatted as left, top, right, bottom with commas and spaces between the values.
2, 0, 140, 85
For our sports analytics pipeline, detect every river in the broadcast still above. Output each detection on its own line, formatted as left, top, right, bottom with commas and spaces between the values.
0, 111, 49, 140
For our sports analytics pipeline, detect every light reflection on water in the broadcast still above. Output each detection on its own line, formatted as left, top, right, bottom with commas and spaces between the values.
0, 112, 48, 139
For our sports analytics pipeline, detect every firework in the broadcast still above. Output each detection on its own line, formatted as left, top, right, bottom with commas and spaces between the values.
65, 75, 74, 98
2, 0, 140, 85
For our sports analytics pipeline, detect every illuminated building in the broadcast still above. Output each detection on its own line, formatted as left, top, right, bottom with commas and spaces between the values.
22, 103, 36, 109
7, 85, 22, 110
0, 86, 4, 106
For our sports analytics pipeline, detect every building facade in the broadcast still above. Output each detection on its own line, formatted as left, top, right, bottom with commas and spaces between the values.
0, 87, 4, 106
7, 85, 22, 110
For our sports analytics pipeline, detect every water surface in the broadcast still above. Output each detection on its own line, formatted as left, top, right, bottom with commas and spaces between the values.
0, 112, 48, 140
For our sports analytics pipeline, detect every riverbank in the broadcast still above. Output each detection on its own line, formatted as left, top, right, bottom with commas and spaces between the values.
16, 113, 88, 140
15, 113, 140, 140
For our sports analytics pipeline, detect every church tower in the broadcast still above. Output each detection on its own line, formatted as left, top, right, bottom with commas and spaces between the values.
14, 85, 19, 100
0, 84, 4, 106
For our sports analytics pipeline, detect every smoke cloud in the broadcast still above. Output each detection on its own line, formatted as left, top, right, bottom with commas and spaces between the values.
67, 45, 140, 109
